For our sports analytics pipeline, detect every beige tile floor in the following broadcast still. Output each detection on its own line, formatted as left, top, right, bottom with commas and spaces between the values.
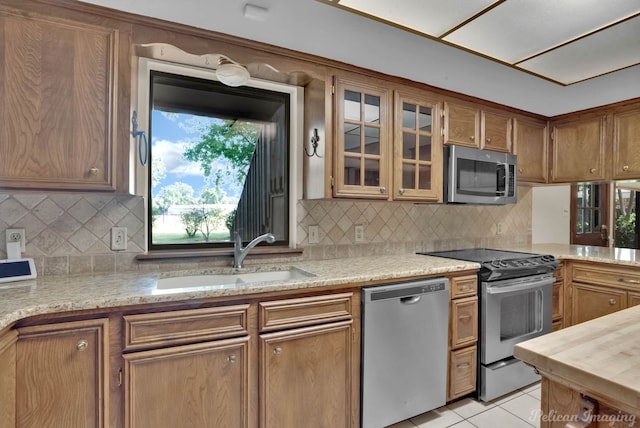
386, 382, 541, 428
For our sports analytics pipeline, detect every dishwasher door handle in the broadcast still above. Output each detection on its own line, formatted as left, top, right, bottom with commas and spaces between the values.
400, 295, 422, 305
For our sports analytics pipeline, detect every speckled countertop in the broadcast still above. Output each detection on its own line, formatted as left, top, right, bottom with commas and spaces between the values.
2, 243, 640, 331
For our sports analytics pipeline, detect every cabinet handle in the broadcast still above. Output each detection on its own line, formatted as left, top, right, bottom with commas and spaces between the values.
486, 138, 491, 144
379, 187, 386, 194
89, 167, 99, 175
623, 165, 630, 171
458, 314, 472, 321
456, 363, 470, 369
76, 339, 89, 351
469, 136, 475, 141
609, 298, 617, 305
618, 277, 640, 284
228, 355, 236, 363
518, 168, 523, 173
399, 188, 405, 195
589, 168, 596, 174
273, 347, 282, 355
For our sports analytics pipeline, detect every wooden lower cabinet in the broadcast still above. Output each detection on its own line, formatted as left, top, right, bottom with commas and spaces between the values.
15, 319, 109, 428
0, 330, 17, 428
572, 283, 627, 324
123, 337, 250, 428
448, 346, 477, 399
260, 321, 354, 428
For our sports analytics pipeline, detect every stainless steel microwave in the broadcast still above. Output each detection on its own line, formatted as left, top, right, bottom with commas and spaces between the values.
444, 145, 517, 205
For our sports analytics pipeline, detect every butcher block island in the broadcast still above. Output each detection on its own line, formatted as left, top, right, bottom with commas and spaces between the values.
514, 305, 640, 428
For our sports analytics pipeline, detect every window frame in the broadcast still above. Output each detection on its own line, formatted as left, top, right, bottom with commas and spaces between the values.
134, 57, 303, 252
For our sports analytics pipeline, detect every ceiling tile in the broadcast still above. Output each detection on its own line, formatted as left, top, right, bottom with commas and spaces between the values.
518, 15, 640, 85
443, 0, 640, 63
336, 0, 498, 37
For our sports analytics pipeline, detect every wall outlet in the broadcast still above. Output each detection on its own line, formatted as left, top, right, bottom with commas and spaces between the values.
496, 222, 504, 235
308, 225, 319, 244
6, 228, 26, 252
111, 227, 127, 251
355, 224, 365, 243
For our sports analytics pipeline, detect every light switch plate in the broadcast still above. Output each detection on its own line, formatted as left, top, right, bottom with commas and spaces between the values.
355, 225, 365, 243
111, 227, 127, 251
308, 225, 319, 244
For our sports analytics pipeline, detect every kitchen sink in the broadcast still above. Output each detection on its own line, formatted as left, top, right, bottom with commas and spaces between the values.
156, 267, 315, 290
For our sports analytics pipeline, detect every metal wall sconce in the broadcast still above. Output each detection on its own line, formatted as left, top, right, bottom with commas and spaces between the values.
305, 128, 321, 157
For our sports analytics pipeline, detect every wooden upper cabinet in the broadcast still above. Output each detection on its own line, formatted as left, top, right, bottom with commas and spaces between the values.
513, 116, 548, 183
333, 76, 391, 199
612, 107, 640, 179
443, 101, 481, 148
0, 8, 121, 190
550, 116, 607, 183
393, 90, 442, 201
483, 109, 512, 152
444, 101, 512, 152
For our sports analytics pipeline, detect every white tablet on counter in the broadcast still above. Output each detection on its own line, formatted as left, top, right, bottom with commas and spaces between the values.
0, 258, 37, 284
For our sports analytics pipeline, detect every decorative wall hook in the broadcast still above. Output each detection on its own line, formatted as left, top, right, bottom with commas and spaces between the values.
305, 128, 322, 158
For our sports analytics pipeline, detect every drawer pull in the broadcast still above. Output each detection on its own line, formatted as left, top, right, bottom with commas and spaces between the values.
458, 314, 472, 321
609, 299, 617, 305
273, 346, 282, 355
456, 363, 470, 369
76, 339, 89, 351
618, 278, 640, 284
228, 355, 237, 363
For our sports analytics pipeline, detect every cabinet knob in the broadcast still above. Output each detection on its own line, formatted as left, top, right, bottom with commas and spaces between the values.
76, 339, 89, 351
518, 168, 523, 173
399, 188, 405, 195
89, 167, 99, 175
379, 187, 386, 194
486, 138, 491, 144
228, 355, 237, 363
589, 168, 596, 174
609, 298, 617, 305
623, 165, 630, 171
469, 136, 475, 141
273, 347, 282, 355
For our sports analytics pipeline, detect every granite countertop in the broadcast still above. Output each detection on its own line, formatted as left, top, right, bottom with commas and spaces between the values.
514, 304, 640, 415
3, 243, 640, 332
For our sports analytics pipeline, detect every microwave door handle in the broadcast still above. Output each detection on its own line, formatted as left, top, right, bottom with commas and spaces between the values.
496, 162, 508, 196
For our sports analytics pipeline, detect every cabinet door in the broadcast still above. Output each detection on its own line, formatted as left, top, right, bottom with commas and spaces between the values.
444, 101, 481, 148
514, 117, 548, 183
628, 292, 640, 307
450, 296, 477, 348
612, 108, 640, 179
571, 284, 627, 325
0, 330, 17, 428
334, 77, 391, 199
448, 346, 477, 400
550, 117, 606, 183
552, 280, 563, 323
483, 110, 512, 152
260, 321, 354, 428
393, 90, 443, 201
16, 319, 109, 428
123, 337, 250, 428
0, 10, 117, 190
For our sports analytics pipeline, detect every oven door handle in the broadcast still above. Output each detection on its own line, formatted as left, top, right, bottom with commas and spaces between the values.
496, 162, 509, 196
486, 278, 551, 295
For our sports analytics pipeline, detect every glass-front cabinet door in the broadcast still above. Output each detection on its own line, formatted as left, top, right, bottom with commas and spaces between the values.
393, 90, 442, 201
334, 77, 391, 199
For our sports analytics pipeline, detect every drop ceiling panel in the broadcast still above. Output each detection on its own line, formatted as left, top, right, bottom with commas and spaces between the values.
518, 15, 640, 85
336, 0, 498, 37
443, 0, 640, 63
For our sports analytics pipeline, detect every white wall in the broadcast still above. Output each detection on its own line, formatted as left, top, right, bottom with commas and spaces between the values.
532, 185, 570, 244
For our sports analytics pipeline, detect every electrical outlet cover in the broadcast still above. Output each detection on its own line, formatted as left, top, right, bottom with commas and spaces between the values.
111, 227, 127, 250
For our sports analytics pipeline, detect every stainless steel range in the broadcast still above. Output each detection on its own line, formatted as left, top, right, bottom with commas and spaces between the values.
421, 248, 558, 401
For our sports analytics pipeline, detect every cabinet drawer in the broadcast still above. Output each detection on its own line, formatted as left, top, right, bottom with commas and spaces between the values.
554, 262, 564, 280
448, 346, 477, 400
259, 293, 353, 332
450, 296, 478, 349
572, 263, 640, 290
123, 305, 249, 351
572, 284, 627, 325
552, 281, 563, 321
450, 275, 477, 299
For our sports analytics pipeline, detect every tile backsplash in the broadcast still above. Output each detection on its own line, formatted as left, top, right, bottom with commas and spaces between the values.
0, 187, 531, 275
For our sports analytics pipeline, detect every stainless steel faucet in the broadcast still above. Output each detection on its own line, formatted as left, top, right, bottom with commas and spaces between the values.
233, 232, 276, 268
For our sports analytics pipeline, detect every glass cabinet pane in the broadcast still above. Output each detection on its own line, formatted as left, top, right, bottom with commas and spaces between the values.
364, 126, 380, 155
363, 159, 380, 186
418, 165, 432, 189
402, 132, 416, 159
344, 157, 361, 186
402, 103, 416, 129
402, 163, 416, 189
344, 90, 361, 121
419, 107, 432, 132
344, 124, 361, 153
364, 94, 380, 123
419, 135, 432, 161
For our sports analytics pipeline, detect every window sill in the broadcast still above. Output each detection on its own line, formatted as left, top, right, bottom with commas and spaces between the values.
136, 246, 303, 261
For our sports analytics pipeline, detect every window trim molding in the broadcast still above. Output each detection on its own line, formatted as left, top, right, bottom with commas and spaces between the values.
134, 56, 303, 252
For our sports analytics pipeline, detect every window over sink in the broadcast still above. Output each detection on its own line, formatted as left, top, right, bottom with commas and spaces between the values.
134, 58, 303, 252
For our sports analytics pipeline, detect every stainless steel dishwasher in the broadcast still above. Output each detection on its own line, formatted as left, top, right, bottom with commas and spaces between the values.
361, 277, 449, 428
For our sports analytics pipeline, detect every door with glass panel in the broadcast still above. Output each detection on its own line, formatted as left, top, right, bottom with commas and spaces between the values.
571, 182, 609, 246
393, 91, 442, 201
334, 77, 391, 198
